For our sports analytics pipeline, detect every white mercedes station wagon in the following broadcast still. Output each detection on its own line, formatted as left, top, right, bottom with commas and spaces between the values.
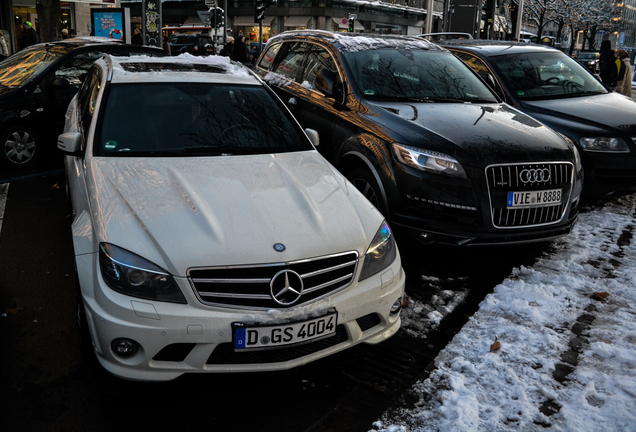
57, 54, 405, 381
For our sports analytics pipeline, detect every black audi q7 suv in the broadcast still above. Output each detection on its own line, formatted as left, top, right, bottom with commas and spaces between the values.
255, 31, 583, 246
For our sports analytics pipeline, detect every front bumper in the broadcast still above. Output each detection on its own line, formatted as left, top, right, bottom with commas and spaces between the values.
76, 253, 405, 381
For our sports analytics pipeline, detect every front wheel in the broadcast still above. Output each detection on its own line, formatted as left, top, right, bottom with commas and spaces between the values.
0, 126, 40, 169
346, 167, 389, 216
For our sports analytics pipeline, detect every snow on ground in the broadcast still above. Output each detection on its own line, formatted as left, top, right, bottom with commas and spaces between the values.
375, 195, 636, 432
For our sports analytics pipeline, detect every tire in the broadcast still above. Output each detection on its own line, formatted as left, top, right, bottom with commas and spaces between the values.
0, 125, 40, 168
346, 167, 389, 216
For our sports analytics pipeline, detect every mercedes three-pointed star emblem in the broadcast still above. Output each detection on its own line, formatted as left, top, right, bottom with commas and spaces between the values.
270, 269, 304, 305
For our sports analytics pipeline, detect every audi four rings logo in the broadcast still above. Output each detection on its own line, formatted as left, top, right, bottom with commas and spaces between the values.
519, 168, 551, 184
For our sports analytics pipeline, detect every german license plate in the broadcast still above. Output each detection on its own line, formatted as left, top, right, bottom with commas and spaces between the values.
233, 312, 337, 351
507, 188, 562, 208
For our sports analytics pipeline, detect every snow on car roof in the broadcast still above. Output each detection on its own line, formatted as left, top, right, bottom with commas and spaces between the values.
108, 53, 257, 84
268, 30, 440, 53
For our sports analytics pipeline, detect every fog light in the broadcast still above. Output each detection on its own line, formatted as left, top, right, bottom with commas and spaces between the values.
112, 338, 138, 358
390, 297, 402, 315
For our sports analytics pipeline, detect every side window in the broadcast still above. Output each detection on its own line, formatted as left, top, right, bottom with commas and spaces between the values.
258, 42, 282, 70
455, 52, 505, 100
77, 67, 102, 138
273, 42, 310, 82
54, 51, 103, 86
301, 45, 339, 91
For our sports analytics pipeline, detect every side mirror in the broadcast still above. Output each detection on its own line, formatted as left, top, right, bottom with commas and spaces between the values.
57, 132, 83, 155
305, 128, 319, 147
315, 68, 344, 102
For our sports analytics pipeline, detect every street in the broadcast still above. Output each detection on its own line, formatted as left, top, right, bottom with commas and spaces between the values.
0, 159, 549, 431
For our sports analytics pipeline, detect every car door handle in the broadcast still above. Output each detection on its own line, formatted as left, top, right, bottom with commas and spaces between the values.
287, 97, 297, 110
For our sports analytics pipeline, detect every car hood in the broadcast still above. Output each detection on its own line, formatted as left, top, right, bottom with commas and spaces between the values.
87, 152, 382, 276
520, 92, 636, 135
366, 101, 571, 165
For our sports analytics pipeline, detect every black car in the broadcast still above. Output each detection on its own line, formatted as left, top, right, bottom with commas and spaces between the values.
0, 39, 166, 169
575, 51, 601, 75
168, 34, 215, 56
439, 40, 636, 197
255, 31, 583, 247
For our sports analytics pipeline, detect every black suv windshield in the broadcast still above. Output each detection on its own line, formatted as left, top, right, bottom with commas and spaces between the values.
342, 49, 497, 102
491, 52, 608, 100
0, 45, 70, 87
97, 83, 312, 156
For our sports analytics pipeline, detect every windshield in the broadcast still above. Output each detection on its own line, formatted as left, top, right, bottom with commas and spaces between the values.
0, 45, 69, 88
96, 83, 313, 156
491, 52, 607, 100
342, 49, 497, 102
577, 53, 598, 59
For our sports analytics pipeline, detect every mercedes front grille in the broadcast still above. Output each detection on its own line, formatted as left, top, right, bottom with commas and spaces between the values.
188, 251, 359, 309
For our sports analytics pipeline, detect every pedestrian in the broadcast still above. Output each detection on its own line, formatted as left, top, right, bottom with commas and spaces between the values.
69, 29, 77, 38
18, 21, 39, 51
162, 35, 171, 55
0, 30, 9, 57
132, 28, 143, 45
599, 39, 618, 89
220, 36, 234, 58
234, 35, 248, 63
62, 28, 70, 39
615, 49, 633, 98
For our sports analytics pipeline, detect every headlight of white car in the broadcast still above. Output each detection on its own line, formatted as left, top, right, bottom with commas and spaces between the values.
359, 221, 397, 281
579, 137, 630, 153
99, 243, 186, 304
392, 143, 468, 179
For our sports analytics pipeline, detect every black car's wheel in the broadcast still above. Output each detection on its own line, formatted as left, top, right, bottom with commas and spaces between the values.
346, 167, 389, 216
0, 126, 40, 168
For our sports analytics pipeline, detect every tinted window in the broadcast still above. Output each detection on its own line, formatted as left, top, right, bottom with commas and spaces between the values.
77, 67, 102, 138
55, 51, 104, 86
273, 42, 310, 81
343, 49, 497, 102
301, 45, 338, 91
96, 83, 312, 156
0, 45, 69, 87
258, 42, 281, 70
491, 52, 607, 100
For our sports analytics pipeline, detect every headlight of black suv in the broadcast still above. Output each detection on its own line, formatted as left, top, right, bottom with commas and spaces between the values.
392, 143, 468, 179
359, 221, 397, 281
99, 243, 186, 304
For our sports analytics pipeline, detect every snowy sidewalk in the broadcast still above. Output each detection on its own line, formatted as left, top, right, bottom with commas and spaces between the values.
374, 195, 636, 432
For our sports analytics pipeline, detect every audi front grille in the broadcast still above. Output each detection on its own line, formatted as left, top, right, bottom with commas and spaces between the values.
187, 251, 359, 309
486, 162, 574, 229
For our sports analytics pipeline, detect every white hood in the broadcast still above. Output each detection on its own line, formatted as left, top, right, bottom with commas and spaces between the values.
87, 151, 383, 276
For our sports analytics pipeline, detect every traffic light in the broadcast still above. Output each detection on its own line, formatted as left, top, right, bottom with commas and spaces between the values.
255, 0, 265, 22
348, 18, 354, 32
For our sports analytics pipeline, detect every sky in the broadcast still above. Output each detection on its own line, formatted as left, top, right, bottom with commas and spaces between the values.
373, 194, 636, 432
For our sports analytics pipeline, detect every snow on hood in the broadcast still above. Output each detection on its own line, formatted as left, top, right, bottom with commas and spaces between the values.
87, 151, 382, 276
